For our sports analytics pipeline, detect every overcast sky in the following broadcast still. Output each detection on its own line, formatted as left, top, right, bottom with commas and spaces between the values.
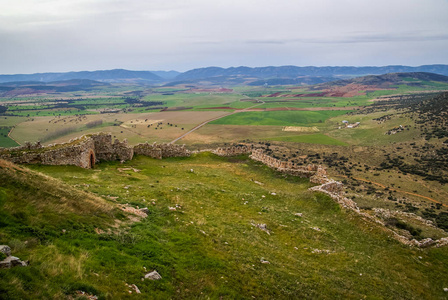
1, 0, 448, 74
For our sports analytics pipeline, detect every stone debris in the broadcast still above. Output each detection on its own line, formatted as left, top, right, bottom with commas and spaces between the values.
443, 288, 448, 292
139, 207, 150, 214
144, 270, 162, 280
125, 283, 141, 294
0, 245, 28, 269
119, 204, 148, 218
260, 258, 270, 264
74, 291, 98, 300
252, 223, 270, 235
311, 249, 332, 254
117, 167, 141, 173
0, 256, 28, 269
294, 213, 303, 217
270, 192, 277, 196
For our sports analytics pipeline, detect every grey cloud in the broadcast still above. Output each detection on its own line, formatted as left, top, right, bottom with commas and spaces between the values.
0, 0, 447, 73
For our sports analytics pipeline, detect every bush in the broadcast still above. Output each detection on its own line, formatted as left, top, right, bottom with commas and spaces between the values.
385, 218, 423, 239
435, 212, 448, 231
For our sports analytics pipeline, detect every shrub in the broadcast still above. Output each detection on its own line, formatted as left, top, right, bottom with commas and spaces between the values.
385, 218, 423, 239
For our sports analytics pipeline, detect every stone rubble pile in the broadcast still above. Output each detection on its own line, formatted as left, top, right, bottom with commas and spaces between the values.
0, 245, 28, 269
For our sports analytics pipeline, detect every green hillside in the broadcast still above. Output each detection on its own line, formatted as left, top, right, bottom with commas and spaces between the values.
1, 154, 448, 299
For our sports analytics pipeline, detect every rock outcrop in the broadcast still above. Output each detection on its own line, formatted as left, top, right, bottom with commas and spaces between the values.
0, 245, 28, 269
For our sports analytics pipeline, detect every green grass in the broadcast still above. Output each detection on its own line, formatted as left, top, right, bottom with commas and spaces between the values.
257, 96, 371, 109
211, 111, 351, 126
1, 154, 447, 298
0, 127, 19, 148
266, 133, 348, 146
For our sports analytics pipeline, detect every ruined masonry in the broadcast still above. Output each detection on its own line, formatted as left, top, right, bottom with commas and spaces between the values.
0, 133, 189, 169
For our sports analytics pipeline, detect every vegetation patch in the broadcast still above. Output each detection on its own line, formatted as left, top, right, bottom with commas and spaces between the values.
0, 126, 19, 148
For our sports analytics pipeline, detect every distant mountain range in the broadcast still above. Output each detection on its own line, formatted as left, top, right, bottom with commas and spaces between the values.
1, 65, 448, 84
0, 69, 163, 84
175, 64, 448, 80
315, 72, 448, 89
0, 79, 111, 96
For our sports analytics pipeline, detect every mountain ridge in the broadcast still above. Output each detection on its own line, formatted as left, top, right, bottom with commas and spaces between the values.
0, 69, 163, 83
2, 65, 448, 84
175, 64, 448, 81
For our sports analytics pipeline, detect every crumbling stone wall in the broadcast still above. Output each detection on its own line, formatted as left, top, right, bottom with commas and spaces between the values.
250, 149, 321, 178
0, 136, 95, 168
0, 133, 132, 169
134, 142, 190, 159
91, 133, 134, 162
212, 145, 253, 157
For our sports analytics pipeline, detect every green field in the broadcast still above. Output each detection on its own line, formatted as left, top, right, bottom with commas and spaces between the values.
266, 133, 348, 146
0, 127, 19, 147
211, 111, 351, 126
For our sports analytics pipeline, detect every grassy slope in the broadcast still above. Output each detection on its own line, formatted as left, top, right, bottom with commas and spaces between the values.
0, 160, 120, 299
0, 154, 445, 299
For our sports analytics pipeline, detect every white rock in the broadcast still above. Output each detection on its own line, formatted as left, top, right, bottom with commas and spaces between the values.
144, 270, 162, 280
132, 284, 141, 294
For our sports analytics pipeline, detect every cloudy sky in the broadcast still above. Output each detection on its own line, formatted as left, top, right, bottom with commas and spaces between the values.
1, 0, 448, 74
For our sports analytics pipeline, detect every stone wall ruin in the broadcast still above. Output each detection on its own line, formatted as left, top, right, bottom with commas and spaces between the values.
0, 133, 192, 169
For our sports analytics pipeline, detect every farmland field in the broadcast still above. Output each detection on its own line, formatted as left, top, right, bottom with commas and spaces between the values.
266, 133, 348, 146
210, 111, 351, 126
0, 127, 19, 147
